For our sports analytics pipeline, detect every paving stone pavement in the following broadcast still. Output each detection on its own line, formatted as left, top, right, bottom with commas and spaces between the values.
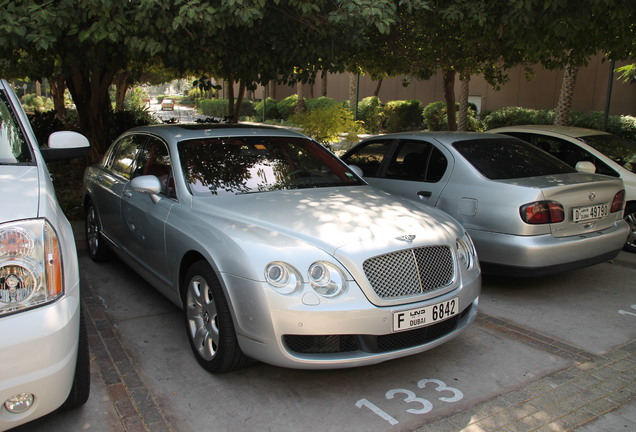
74, 221, 635, 432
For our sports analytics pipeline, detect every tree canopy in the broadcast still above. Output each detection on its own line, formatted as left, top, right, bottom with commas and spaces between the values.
0, 0, 633, 152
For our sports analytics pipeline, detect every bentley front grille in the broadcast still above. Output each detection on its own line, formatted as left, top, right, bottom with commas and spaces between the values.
362, 246, 455, 299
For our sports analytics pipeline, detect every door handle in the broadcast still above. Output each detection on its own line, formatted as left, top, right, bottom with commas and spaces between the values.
417, 191, 432, 200
123, 191, 133, 198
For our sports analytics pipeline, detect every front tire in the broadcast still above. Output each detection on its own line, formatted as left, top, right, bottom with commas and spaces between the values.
85, 201, 111, 262
183, 261, 249, 373
623, 203, 636, 253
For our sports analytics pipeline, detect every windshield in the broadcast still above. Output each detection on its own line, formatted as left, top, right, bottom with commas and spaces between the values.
579, 134, 636, 174
0, 91, 32, 165
453, 137, 575, 180
179, 136, 364, 196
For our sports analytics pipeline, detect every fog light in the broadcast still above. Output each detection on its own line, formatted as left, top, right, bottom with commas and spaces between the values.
4, 393, 34, 413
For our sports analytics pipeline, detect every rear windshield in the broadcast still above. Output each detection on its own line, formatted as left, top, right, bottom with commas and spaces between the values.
0, 91, 33, 164
179, 136, 364, 196
453, 137, 575, 179
580, 134, 636, 174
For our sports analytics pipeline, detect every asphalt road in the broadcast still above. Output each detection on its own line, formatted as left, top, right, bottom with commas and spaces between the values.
10, 225, 636, 432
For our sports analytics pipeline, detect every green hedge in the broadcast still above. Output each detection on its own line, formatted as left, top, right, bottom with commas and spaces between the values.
483, 106, 636, 140
357, 96, 384, 133
383, 99, 423, 132
423, 101, 482, 131
254, 97, 280, 120
198, 99, 229, 117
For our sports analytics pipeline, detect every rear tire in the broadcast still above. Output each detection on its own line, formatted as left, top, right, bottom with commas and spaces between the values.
85, 201, 111, 262
59, 306, 90, 411
183, 261, 249, 373
623, 203, 636, 253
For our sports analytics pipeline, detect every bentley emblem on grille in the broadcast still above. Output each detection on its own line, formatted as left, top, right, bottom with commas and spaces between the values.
395, 234, 416, 242
588, 192, 596, 201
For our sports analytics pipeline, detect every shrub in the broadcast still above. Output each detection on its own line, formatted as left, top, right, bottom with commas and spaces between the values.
482, 106, 554, 129
254, 97, 280, 120
305, 96, 341, 112
357, 96, 384, 133
289, 104, 363, 147
423, 101, 482, 131
569, 111, 636, 140
277, 95, 299, 120
383, 99, 423, 132
21, 94, 54, 112
198, 98, 229, 117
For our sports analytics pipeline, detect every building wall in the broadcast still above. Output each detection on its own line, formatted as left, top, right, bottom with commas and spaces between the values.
270, 54, 636, 116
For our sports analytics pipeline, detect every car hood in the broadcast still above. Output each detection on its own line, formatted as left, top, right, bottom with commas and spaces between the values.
0, 166, 40, 222
192, 186, 462, 255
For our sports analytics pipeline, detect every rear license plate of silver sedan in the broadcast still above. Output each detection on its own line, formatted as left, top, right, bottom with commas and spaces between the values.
573, 203, 609, 222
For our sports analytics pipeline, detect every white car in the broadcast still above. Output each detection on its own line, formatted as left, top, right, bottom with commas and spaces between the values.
0, 79, 90, 430
489, 125, 636, 252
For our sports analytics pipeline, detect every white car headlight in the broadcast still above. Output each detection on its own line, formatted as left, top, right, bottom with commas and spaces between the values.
308, 261, 347, 297
0, 219, 63, 316
265, 261, 301, 294
456, 234, 477, 270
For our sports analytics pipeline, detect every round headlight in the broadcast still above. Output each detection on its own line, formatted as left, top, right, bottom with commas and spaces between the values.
308, 261, 347, 297
0, 261, 39, 305
456, 236, 476, 270
265, 262, 301, 294
0, 227, 34, 257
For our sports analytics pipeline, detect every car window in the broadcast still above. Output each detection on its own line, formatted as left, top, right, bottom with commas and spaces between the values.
580, 134, 636, 174
453, 137, 575, 180
0, 91, 32, 164
342, 140, 392, 177
179, 136, 364, 196
385, 140, 447, 182
108, 134, 147, 179
134, 137, 176, 198
503, 132, 618, 177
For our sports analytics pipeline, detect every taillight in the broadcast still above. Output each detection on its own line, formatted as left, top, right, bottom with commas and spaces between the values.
611, 190, 625, 213
520, 201, 564, 224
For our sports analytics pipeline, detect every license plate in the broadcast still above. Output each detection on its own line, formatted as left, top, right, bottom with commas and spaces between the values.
572, 203, 609, 222
392, 298, 459, 332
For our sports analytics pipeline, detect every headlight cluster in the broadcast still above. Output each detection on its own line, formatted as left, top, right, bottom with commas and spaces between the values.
265, 260, 347, 297
456, 234, 477, 270
0, 219, 63, 316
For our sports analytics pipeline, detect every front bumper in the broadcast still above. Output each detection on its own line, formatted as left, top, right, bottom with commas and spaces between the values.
469, 220, 629, 276
223, 272, 480, 369
0, 295, 80, 431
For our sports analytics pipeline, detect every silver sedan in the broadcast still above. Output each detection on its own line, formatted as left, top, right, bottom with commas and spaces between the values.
82, 124, 481, 372
342, 132, 629, 277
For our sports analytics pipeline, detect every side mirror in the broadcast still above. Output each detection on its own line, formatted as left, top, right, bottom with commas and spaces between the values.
41, 131, 90, 162
130, 175, 163, 204
575, 161, 596, 174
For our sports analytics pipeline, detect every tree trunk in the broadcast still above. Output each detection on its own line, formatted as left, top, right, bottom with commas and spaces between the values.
348, 73, 357, 112
227, 79, 235, 121
295, 81, 306, 113
232, 80, 246, 122
554, 63, 578, 126
442, 69, 457, 131
49, 76, 67, 119
320, 70, 327, 97
65, 62, 117, 163
373, 78, 383, 97
113, 72, 129, 112
457, 74, 470, 131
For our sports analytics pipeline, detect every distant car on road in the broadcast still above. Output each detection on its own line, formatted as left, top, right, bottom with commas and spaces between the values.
0, 79, 90, 430
161, 98, 174, 111
342, 132, 628, 276
489, 125, 636, 253
82, 124, 481, 372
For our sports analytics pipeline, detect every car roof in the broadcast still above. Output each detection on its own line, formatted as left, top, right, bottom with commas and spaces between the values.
125, 123, 309, 142
489, 125, 610, 139
361, 131, 508, 142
